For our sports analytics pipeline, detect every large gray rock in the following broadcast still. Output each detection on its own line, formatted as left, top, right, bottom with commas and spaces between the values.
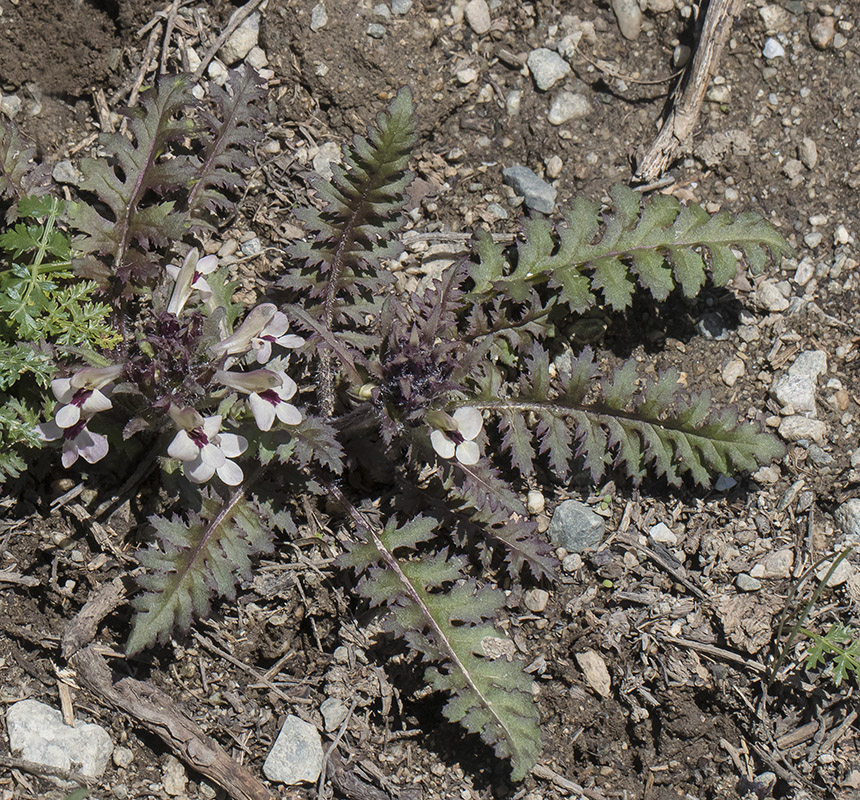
547, 500, 606, 553
6, 699, 113, 777
263, 715, 324, 785
502, 165, 556, 214
220, 12, 259, 64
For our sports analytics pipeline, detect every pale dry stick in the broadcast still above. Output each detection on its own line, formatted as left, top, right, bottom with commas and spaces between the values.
0, 755, 94, 788
635, 0, 742, 182
659, 634, 768, 674
159, 0, 183, 76
316, 698, 359, 800
191, 0, 266, 83
532, 763, 609, 800
127, 23, 163, 112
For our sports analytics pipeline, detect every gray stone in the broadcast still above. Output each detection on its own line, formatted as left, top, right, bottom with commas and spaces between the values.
807, 444, 833, 467
772, 374, 816, 413
366, 23, 386, 38
762, 37, 785, 59
263, 715, 324, 785
6, 699, 113, 777
750, 548, 793, 579
722, 359, 745, 387
373, 3, 391, 19
610, 0, 642, 40
649, 522, 677, 545
52, 160, 81, 185
758, 4, 793, 32
464, 0, 491, 35
697, 312, 729, 340
502, 165, 557, 214
799, 138, 819, 169
789, 350, 827, 382
0, 93, 22, 119
778, 415, 827, 444
161, 755, 188, 797
310, 3, 328, 31
391, 0, 413, 13
547, 500, 606, 553
524, 588, 550, 612
815, 557, 855, 587
240, 236, 263, 256
756, 281, 790, 312
220, 12, 259, 64
548, 92, 591, 125
526, 48, 570, 91
505, 89, 523, 116
834, 498, 860, 539
112, 747, 134, 768
736, 573, 762, 591
312, 141, 342, 180
320, 698, 349, 732
714, 474, 738, 492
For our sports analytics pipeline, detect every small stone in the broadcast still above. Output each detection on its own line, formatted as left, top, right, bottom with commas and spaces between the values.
312, 141, 342, 180
113, 747, 134, 769
753, 465, 780, 484
464, 0, 491, 35
649, 522, 677, 546
263, 716, 324, 785
526, 48, 571, 91
527, 490, 545, 515
773, 374, 816, 413
789, 350, 827, 382
798, 137, 818, 169
758, 4, 792, 33
240, 237, 263, 257
6, 699, 113, 778
809, 213, 828, 227
778, 415, 827, 443
562, 553, 583, 573
722, 359, 745, 387
835, 224, 851, 245
310, 3, 328, 31
698, 311, 729, 340
220, 11, 259, 64
546, 500, 606, 553
706, 84, 731, 104
804, 231, 823, 249
715, 474, 737, 492
52, 159, 81, 185
611, 0, 643, 40
750, 548, 794, 579
815, 557, 855, 587
783, 158, 804, 180
502, 165, 557, 214
366, 23, 386, 38
162, 755, 188, 797
833, 32, 848, 49
547, 91, 592, 125
486, 202, 508, 219
755, 281, 790, 312
545, 155, 563, 179
834, 498, 860, 539
808, 444, 833, 467
0, 93, 21, 119
575, 650, 611, 697
373, 3, 391, 19
794, 257, 815, 286
207, 58, 228, 86
643, 0, 674, 12
736, 574, 762, 591
391, 0, 412, 13
246, 46, 268, 69
505, 89, 523, 116
737, 324, 761, 343
762, 37, 785, 59
524, 588, 550, 613
810, 16, 835, 49
457, 67, 479, 84
320, 697, 349, 732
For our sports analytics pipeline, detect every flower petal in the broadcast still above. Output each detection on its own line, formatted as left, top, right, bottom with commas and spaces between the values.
430, 430, 456, 460
55, 403, 81, 429
253, 340, 273, 364
249, 393, 276, 431
196, 254, 218, 274
61, 443, 80, 468
185, 456, 215, 483
201, 415, 223, 438
262, 311, 290, 338
81, 389, 113, 414
276, 334, 304, 349
52, 378, 74, 403
275, 373, 297, 401
76, 430, 109, 464
37, 420, 64, 442
218, 433, 248, 458
456, 441, 480, 465
200, 442, 226, 469
168, 430, 199, 461
453, 407, 483, 441
217, 459, 244, 486
276, 403, 302, 426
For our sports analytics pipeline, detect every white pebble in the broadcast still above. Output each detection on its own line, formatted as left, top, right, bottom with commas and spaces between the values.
762, 38, 785, 59
527, 490, 545, 515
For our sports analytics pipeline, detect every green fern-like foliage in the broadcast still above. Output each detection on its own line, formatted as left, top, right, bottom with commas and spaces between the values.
473, 344, 784, 487
471, 184, 792, 311
337, 514, 540, 781
128, 491, 284, 655
803, 623, 860, 688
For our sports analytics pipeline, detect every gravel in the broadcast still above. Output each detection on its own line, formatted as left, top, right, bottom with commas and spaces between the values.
310, 3, 328, 31
220, 11, 259, 63
263, 715, 324, 785
547, 500, 606, 553
548, 91, 592, 125
610, 0, 642, 40
526, 48, 570, 91
464, 0, 491, 35
834, 498, 860, 540
777, 415, 827, 443
762, 38, 786, 59
502, 165, 557, 214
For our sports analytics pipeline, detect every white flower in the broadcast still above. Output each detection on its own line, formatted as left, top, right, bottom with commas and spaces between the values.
248, 372, 302, 431
429, 407, 483, 465
167, 412, 248, 485
249, 311, 304, 364
209, 303, 278, 358
38, 418, 109, 468
166, 248, 218, 316
214, 368, 302, 431
51, 364, 123, 429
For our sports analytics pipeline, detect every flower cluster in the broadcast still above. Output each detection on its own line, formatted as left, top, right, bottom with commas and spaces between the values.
428, 407, 484, 465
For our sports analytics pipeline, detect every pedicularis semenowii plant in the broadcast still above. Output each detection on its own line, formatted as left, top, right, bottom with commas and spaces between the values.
0, 69, 790, 780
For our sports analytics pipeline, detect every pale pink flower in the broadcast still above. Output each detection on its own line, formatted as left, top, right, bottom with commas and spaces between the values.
166, 248, 218, 315
209, 303, 278, 358
51, 364, 123, 429
214, 368, 302, 431
249, 311, 304, 364
430, 407, 483, 465
38, 418, 109, 468
167, 411, 248, 485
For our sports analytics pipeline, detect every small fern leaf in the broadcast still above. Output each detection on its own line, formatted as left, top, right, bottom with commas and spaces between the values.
337, 515, 541, 781
128, 493, 274, 655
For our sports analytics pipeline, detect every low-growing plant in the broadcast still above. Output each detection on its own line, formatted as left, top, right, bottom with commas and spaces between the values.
0, 72, 790, 780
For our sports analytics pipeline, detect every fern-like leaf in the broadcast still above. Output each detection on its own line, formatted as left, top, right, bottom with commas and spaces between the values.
475, 345, 784, 487
336, 512, 541, 781
470, 185, 792, 311
128, 491, 276, 655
